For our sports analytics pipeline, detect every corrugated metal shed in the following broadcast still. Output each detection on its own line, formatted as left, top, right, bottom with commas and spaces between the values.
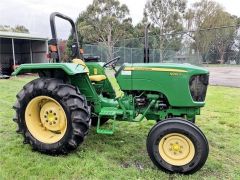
0, 31, 48, 75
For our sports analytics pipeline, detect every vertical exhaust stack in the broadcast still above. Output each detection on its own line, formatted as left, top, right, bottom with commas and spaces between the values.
144, 23, 150, 63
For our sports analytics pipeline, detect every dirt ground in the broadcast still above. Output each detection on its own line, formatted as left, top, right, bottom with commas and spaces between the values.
206, 67, 240, 88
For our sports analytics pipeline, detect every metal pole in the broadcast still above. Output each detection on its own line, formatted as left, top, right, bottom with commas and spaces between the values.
44, 40, 49, 63
12, 38, 16, 68
144, 23, 150, 63
29, 40, 33, 63
0, 38, 2, 67
131, 48, 132, 63
0, 63, 2, 76
46, 40, 48, 53
124, 39, 125, 63
100, 44, 102, 61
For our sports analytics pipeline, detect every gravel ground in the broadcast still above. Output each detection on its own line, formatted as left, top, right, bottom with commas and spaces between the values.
206, 67, 240, 88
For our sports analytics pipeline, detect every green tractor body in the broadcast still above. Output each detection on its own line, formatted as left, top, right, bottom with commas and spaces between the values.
12, 12, 210, 174
13, 61, 208, 123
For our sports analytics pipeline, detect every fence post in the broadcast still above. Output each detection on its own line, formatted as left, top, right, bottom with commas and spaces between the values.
0, 62, 2, 76
100, 46, 102, 61
124, 39, 126, 63
197, 50, 201, 65
130, 48, 132, 63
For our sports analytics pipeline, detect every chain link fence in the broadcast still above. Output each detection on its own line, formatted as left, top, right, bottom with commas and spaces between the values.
82, 26, 240, 65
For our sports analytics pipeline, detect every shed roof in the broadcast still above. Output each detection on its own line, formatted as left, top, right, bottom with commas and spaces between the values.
0, 31, 48, 41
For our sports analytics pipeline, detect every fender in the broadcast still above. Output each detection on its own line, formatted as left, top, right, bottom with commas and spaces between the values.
12, 63, 88, 76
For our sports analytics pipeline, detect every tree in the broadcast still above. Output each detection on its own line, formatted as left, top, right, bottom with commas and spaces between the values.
185, 0, 237, 63
144, 0, 186, 62
185, 0, 222, 31
75, 0, 132, 60
0, 25, 29, 33
13, 25, 29, 33
185, 0, 223, 62
210, 11, 236, 63
0, 25, 11, 32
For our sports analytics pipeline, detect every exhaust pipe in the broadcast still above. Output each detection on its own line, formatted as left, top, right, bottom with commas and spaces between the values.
144, 23, 150, 63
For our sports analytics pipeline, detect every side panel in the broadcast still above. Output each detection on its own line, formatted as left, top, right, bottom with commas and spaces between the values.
131, 70, 194, 106
116, 63, 208, 107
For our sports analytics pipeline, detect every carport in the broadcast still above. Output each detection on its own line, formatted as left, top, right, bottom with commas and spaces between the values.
0, 31, 48, 75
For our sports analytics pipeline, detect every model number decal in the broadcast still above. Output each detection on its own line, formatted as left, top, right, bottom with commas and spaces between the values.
170, 72, 183, 76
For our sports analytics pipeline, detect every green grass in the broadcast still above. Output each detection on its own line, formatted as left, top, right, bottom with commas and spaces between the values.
0, 76, 240, 180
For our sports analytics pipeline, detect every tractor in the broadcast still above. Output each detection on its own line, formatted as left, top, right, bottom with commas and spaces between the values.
12, 12, 209, 174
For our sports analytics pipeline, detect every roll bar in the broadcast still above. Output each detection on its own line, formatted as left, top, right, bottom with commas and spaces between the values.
49, 12, 81, 62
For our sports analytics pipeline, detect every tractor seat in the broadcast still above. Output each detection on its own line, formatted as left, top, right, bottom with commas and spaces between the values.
72, 59, 106, 82
89, 75, 106, 82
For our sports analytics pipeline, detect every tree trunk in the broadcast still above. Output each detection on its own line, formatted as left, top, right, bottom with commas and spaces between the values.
107, 25, 113, 61
218, 45, 225, 64
219, 53, 224, 64
159, 35, 163, 63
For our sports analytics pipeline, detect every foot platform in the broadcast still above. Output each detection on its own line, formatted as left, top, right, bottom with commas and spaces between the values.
96, 107, 122, 135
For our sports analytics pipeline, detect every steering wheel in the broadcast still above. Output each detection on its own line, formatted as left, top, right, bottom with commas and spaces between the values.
103, 56, 120, 68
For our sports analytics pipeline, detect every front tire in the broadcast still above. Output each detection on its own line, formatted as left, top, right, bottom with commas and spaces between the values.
147, 118, 208, 174
13, 78, 91, 154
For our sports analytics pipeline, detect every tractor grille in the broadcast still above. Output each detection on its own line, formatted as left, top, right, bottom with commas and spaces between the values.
189, 74, 209, 102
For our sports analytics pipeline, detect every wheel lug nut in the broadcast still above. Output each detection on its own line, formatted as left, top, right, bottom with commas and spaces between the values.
54, 113, 56, 115
50, 110, 52, 113
55, 117, 57, 120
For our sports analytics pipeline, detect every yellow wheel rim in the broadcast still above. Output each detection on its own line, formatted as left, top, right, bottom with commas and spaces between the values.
25, 96, 67, 144
159, 133, 195, 166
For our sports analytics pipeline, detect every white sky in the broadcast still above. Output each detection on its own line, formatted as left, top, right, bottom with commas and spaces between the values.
0, 0, 240, 39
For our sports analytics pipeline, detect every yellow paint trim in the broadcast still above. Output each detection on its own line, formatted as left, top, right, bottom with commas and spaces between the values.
159, 133, 195, 166
124, 67, 187, 73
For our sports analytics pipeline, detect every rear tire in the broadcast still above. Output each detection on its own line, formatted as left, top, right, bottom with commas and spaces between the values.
147, 118, 208, 174
13, 78, 91, 154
